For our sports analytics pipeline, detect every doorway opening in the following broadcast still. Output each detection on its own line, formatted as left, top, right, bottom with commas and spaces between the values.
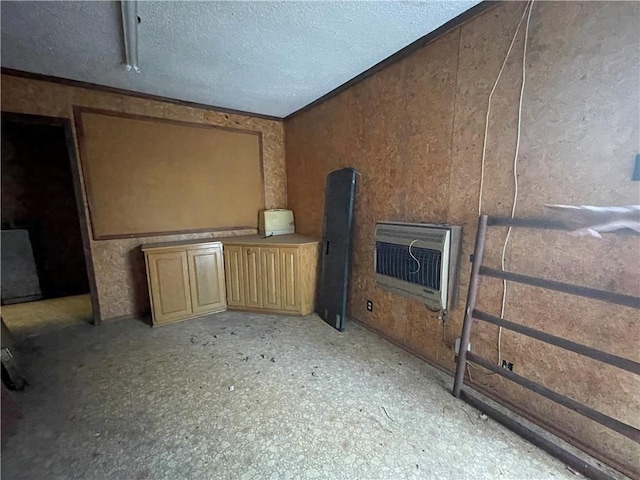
1, 114, 98, 339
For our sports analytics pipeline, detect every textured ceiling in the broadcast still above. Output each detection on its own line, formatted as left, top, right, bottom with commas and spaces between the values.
1, 1, 480, 118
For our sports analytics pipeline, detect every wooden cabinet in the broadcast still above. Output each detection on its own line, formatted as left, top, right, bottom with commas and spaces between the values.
187, 247, 226, 315
243, 247, 262, 309
280, 247, 298, 312
142, 234, 320, 323
146, 251, 192, 324
143, 241, 226, 326
218, 235, 320, 315
261, 248, 282, 310
223, 245, 244, 307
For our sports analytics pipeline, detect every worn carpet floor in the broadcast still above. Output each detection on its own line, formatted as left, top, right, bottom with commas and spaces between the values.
2, 311, 576, 479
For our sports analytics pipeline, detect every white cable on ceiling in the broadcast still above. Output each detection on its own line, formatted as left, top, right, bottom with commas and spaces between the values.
498, 0, 535, 366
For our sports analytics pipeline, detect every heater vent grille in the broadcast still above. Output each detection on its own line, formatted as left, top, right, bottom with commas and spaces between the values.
375, 242, 441, 291
374, 222, 462, 311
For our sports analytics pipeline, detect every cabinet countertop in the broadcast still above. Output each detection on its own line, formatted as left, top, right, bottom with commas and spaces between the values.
141, 238, 222, 252
216, 234, 320, 246
141, 233, 320, 252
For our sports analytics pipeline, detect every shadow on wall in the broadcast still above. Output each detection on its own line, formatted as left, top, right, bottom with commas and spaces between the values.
128, 246, 153, 325
1, 121, 89, 300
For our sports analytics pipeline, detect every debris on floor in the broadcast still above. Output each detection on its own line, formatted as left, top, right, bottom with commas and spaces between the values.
2, 312, 580, 480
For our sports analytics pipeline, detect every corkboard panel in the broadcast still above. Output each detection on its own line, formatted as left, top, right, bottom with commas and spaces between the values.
1, 74, 286, 320
285, 1, 639, 476
75, 109, 264, 239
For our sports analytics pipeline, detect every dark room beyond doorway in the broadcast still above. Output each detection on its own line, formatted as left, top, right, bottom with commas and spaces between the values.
1, 118, 91, 336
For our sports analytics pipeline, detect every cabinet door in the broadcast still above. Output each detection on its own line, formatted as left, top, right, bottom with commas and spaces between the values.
280, 247, 300, 312
260, 248, 281, 310
243, 247, 262, 308
147, 251, 192, 324
223, 245, 245, 307
187, 246, 226, 314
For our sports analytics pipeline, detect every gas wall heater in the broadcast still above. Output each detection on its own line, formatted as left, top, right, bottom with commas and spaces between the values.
374, 222, 462, 312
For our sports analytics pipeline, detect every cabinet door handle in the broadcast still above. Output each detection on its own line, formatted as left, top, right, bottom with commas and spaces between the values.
325, 241, 330, 255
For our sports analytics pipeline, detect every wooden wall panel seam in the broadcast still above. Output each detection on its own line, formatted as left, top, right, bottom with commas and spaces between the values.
446, 27, 464, 222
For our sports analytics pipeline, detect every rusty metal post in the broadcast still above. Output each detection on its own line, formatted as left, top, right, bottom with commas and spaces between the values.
453, 215, 488, 397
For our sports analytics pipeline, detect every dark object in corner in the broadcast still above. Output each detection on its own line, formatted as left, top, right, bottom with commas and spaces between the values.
1, 319, 26, 391
316, 168, 357, 331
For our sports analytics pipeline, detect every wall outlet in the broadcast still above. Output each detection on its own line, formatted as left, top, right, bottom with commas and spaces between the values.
454, 337, 470, 355
502, 360, 514, 371
366, 300, 373, 312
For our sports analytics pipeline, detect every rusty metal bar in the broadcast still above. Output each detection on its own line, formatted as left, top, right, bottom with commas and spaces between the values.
452, 215, 488, 397
479, 266, 640, 310
487, 216, 571, 230
459, 390, 617, 480
466, 352, 640, 442
473, 309, 640, 375
487, 215, 639, 236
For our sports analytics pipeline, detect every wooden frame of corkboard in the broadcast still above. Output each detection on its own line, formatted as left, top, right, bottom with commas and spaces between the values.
73, 107, 265, 240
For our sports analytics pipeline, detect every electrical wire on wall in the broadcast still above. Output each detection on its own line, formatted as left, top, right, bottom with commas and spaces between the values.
409, 239, 421, 274
409, 239, 446, 318
477, 2, 531, 216
476, 0, 535, 366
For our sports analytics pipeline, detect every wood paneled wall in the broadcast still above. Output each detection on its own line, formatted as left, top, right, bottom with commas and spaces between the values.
285, 2, 640, 476
1, 74, 286, 321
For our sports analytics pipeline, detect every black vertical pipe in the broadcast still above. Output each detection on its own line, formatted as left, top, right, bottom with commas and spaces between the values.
453, 215, 488, 397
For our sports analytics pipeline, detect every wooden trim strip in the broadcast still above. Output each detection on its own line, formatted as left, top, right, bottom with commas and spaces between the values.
1, 67, 283, 122
479, 266, 640, 310
94, 227, 257, 241
72, 106, 264, 137
285, 1, 499, 120
466, 352, 640, 443
473, 309, 640, 375
1, 111, 67, 127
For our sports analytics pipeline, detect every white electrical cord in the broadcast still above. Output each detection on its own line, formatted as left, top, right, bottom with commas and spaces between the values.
477, 2, 531, 216
498, 0, 535, 366
409, 239, 421, 274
